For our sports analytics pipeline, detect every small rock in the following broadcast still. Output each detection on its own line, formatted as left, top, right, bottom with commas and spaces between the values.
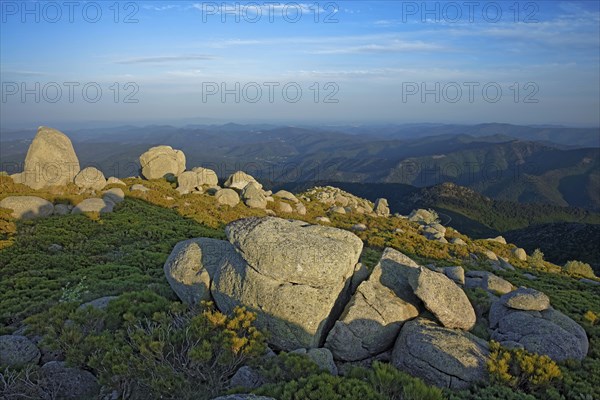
130, 184, 149, 192
103, 188, 125, 204
78, 296, 117, 311
273, 190, 299, 203
512, 248, 527, 261
351, 223, 367, 231
74, 167, 106, 191
215, 189, 240, 207
295, 203, 307, 215
0, 335, 40, 367
330, 206, 346, 214
48, 244, 63, 252
307, 348, 338, 375
523, 273, 538, 280
72, 198, 113, 214
487, 236, 507, 244
443, 266, 465, 285
503, 287, 550, 311
580, 278, 600, 286
276, 202, 293, 213
40, 361, 101, 400
450, 237, 466, 246
229, 366, 264, 389
106, 177, 126, 186
53, 203, 72, 215
374, 198, 390, 217
482, 250, 498, 261
315, 216, 331, 223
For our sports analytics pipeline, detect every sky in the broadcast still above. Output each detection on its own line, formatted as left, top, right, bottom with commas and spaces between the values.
0, 0, 599, 129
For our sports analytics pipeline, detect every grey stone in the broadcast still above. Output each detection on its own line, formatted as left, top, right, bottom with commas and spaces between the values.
512, 248, 527, 261
164, 238, 233, 305
0, 196, 53, 219
215, 189, 240, 207
224, 171, 260, 191
490, 301, 589, 361
72, 198, 113, 214
40, 361, 100, 400
53, 204, 71, 216
192, 167, 219, 186
392, 318, 489, 389
212, 217, 362, 350
74, 167, 106, 191
273, 190, 299, 203
0, 335, 40, 367
444, 266, 465, 285
503, 287, 550, 311
229, 366, 264, 389
139, 146, 186, 180
130, 184, 149, 192
374, 198, 390, 217
13, 126, 80, 190
409, 267, 476, 330
307, 348, 338, 375
450, 237, 467, 246
325, 248, 420, 361
102, 188, 125, 204
242, 182, 267, 209
78, 296, 117, 311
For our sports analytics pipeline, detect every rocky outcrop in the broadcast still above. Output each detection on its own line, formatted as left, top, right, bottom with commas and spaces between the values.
139, 146, 186, 180
303, 187, 373, 214
224, 171, 260, 191
408, 209, 437, 224
392, 319, 489, 389
71, 198, 114, 214
164, 238, 234, 305
325, 248, 420, 361
0, 335, 40, 367
374, 198, 390, 217
242, 182, 267, 209
409, 267, 476, 330
212, 217, 363, 350
11, 127, 80, 190
73, 167, 106, 191
489, 288, 588, 361
0, 196, 54, 219
215, 188, 240, 207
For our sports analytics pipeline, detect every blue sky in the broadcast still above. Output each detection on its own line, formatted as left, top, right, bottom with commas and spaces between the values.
1, 0, 599, 128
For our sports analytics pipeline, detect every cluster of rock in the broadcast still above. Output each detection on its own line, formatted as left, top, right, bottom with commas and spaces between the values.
302, 186, 390, 217
162, 215, 590, 391
0, 335, 100, 399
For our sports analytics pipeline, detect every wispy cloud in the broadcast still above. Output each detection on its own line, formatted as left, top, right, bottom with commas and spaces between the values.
312, 40, 444, 54
1, 70, 48, 77
142, 4, 181, 12
115, 55, 215, 64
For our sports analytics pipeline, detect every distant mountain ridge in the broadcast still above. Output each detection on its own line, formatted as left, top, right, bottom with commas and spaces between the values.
1, 123, 599, 210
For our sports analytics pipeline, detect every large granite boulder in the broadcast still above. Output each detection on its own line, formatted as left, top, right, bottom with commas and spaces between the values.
273, 190, 299, 203
177, 171, 200, 194
73, 167, 106, 191
392, 318, 489, 389
0, 335, 40, 367
224, 171, 260, 191
11, 126, 80, 190
164, 238, 234, 305
409, 267, 476, 330
102, 188, 125, 205
139, 146, 186, 180
0, 196, 54, 219
465, 271, 513, 295
325, 248, 420, 361
489, 289, 588, 361
512, 248, 527, 261
212, 217, 363, 350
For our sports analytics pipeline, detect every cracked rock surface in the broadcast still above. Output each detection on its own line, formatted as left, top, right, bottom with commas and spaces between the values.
392, 318, 489, 389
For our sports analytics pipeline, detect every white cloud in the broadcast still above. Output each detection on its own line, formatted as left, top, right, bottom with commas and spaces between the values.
115, 55, 216, 64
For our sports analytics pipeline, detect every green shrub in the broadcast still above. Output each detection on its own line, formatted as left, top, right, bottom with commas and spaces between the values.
529, 249, 545, 270
254, 373, 385, 400
564, 260, 597, 279
487, 341, 562, 392
348, 361, 444, 400
449, 383, 537, 400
